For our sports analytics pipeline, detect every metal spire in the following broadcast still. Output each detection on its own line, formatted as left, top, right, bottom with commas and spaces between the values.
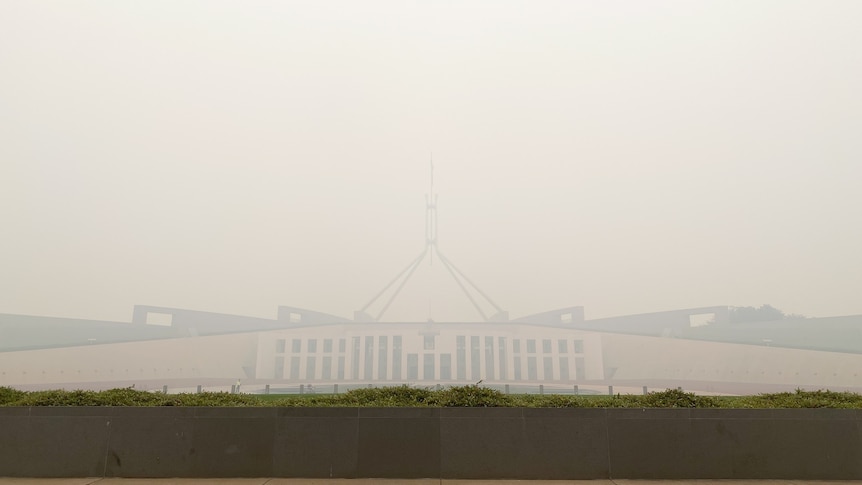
355, 156, 506, 322
426, 154, 437, 264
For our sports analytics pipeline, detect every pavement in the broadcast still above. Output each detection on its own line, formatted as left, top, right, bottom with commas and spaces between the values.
3, 480, 862, 485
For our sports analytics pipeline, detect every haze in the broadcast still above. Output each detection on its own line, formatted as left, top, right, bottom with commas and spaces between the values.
1, 1, 860, 324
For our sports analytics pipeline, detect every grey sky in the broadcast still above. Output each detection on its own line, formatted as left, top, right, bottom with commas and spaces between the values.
1, 1, 860, 323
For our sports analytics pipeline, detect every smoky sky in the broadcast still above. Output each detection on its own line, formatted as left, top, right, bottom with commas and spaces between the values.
1, 1, 860, 323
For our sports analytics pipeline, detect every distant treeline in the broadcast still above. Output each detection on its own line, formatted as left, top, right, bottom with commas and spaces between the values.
729, 304, 807, 323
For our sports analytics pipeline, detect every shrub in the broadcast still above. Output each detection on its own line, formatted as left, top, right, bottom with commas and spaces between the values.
17, 389, 102, 406
429, 384, 513, 407
630, 388, 718, 408
91, 387, 167, 406
340, 385, 433, 406
0, 386, 26, 405
736, 389, 862, 409
16, 388, 163, 406
4, 386, 862, 408
167, 392, 262, 407
516, 394, 575, 407
4, 388, 262, 407
273, 394, 342, 407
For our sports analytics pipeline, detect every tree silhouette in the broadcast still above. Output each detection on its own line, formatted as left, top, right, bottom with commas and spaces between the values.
728, 304, 797, 323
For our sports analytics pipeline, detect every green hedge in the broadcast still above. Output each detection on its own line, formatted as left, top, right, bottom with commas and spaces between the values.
3, 385, 862, 408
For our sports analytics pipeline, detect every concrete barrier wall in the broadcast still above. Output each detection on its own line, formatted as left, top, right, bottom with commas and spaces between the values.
1, 407, 861, 479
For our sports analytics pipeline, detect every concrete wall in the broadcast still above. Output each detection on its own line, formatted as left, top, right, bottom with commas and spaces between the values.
581, 306, 731, 335
601, 331, 862, 390
0, 332, 258, 387
1, 407, 861, 479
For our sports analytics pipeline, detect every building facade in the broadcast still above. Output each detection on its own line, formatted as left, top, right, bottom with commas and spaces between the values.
3, 304, 862, 395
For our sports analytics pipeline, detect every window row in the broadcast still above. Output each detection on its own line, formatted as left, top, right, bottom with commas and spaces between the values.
276, 338, 349, 354
455, 336, 585, 354
273, 351, 587, 382
276, 336, 585, 356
